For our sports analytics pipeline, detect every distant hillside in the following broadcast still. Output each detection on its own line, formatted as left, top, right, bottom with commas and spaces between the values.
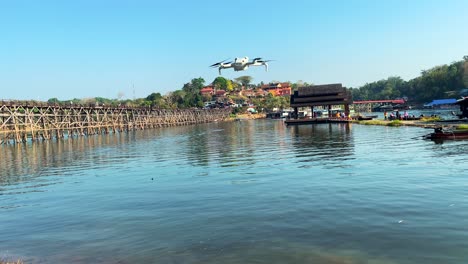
350, 56, 468, 104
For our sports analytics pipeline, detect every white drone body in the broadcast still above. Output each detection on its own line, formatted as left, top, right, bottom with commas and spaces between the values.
210, 57, 271, 75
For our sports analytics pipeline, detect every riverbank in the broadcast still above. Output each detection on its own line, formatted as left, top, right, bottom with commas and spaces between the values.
230, 113, 267, 120
357, 118, 468, 129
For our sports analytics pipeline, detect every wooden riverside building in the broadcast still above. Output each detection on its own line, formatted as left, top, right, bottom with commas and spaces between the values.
0, 102, 231, 144
286, 83, 352, 125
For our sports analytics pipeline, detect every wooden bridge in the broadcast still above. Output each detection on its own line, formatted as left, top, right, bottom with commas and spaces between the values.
0, 102, 231, 144
353, 99, 406, 112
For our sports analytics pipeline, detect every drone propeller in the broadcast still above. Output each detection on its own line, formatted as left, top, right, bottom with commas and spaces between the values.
253, 57, 262, 61
257, 59, 273, 63
210, 58, 230, 67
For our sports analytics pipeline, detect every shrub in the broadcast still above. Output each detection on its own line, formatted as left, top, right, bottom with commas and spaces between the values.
359, 120, 386, 126
387, 120, 403, 126
421, 116, 442, 122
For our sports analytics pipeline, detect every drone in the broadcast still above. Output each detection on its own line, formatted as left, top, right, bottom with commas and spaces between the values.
210, 57, 271, 75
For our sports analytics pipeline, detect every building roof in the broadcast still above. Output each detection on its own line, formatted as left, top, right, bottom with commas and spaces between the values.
290, 83, 351, 107
425, 98, 457, 106
256, 90, 268, 96
242, 90, 257, 96
297, 83, 343, 97
261, 82, 291, 90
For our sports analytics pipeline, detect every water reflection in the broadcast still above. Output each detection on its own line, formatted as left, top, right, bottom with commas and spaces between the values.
1, 120, 468, 264
288, 123, 354, 163
0, 132, 150, 187
186, 126, 211, 166
185, 121, 274, 168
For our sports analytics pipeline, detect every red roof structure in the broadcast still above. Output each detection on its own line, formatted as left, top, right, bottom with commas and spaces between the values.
261, 82, 292, 96
215, 90, 226, 96
200, 87, 214, 95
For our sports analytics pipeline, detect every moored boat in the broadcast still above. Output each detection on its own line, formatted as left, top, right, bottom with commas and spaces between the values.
357, 116, 374, 120
353, 115, 377, 120
424, 127, 468, 140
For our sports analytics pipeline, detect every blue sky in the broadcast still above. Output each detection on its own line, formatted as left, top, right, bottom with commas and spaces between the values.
1, 0, 467, 101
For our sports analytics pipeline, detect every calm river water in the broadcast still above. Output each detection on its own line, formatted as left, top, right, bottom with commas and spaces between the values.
1, 120, 467, 263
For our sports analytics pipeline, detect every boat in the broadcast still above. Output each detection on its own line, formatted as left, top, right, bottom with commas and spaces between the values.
357, 115, 377, 120
424, 127, 468, 140
403, 116, 421, 121
353, 115, 377, 120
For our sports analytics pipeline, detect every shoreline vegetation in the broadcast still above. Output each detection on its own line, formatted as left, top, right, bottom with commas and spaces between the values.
357, 117, 468, 130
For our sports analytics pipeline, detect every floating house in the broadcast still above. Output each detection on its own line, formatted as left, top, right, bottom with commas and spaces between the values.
286, 83, 352, 124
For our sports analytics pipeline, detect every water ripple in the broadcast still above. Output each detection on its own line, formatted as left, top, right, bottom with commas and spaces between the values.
1, 120, 468, 263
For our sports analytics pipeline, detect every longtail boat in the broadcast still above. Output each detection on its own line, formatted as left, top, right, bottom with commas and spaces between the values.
424, 127, 468, 140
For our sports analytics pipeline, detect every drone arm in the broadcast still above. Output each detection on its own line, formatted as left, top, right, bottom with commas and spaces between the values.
264, 63, 268, 72
218, 67, 222, 75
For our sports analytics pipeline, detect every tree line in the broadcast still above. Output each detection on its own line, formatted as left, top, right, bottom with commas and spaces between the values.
350, 56, 468, 104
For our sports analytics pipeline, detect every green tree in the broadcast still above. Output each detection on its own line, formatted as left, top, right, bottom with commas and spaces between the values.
95, 97, 114, 106
47, 98, 60, 104
351, 57, 468, 104
226, 80, 234, 92
202, 93, 213, 102
180, 77, 205, 107
251, 98, 265, 112
263, 94, 289, 111
183, 77, 205, 94
278, 96, 290, 110
146, 92, 162, 102
235, 76, 253, 89
231, 81, 241, 91
462, 59, 468, 89
212, 76, 229, 91
146, 92, 166, 107
166, 90, 186, 108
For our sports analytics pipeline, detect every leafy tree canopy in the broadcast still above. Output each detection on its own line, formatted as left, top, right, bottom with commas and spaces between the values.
234, 76, 253, 88
351, 57, 468, 104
